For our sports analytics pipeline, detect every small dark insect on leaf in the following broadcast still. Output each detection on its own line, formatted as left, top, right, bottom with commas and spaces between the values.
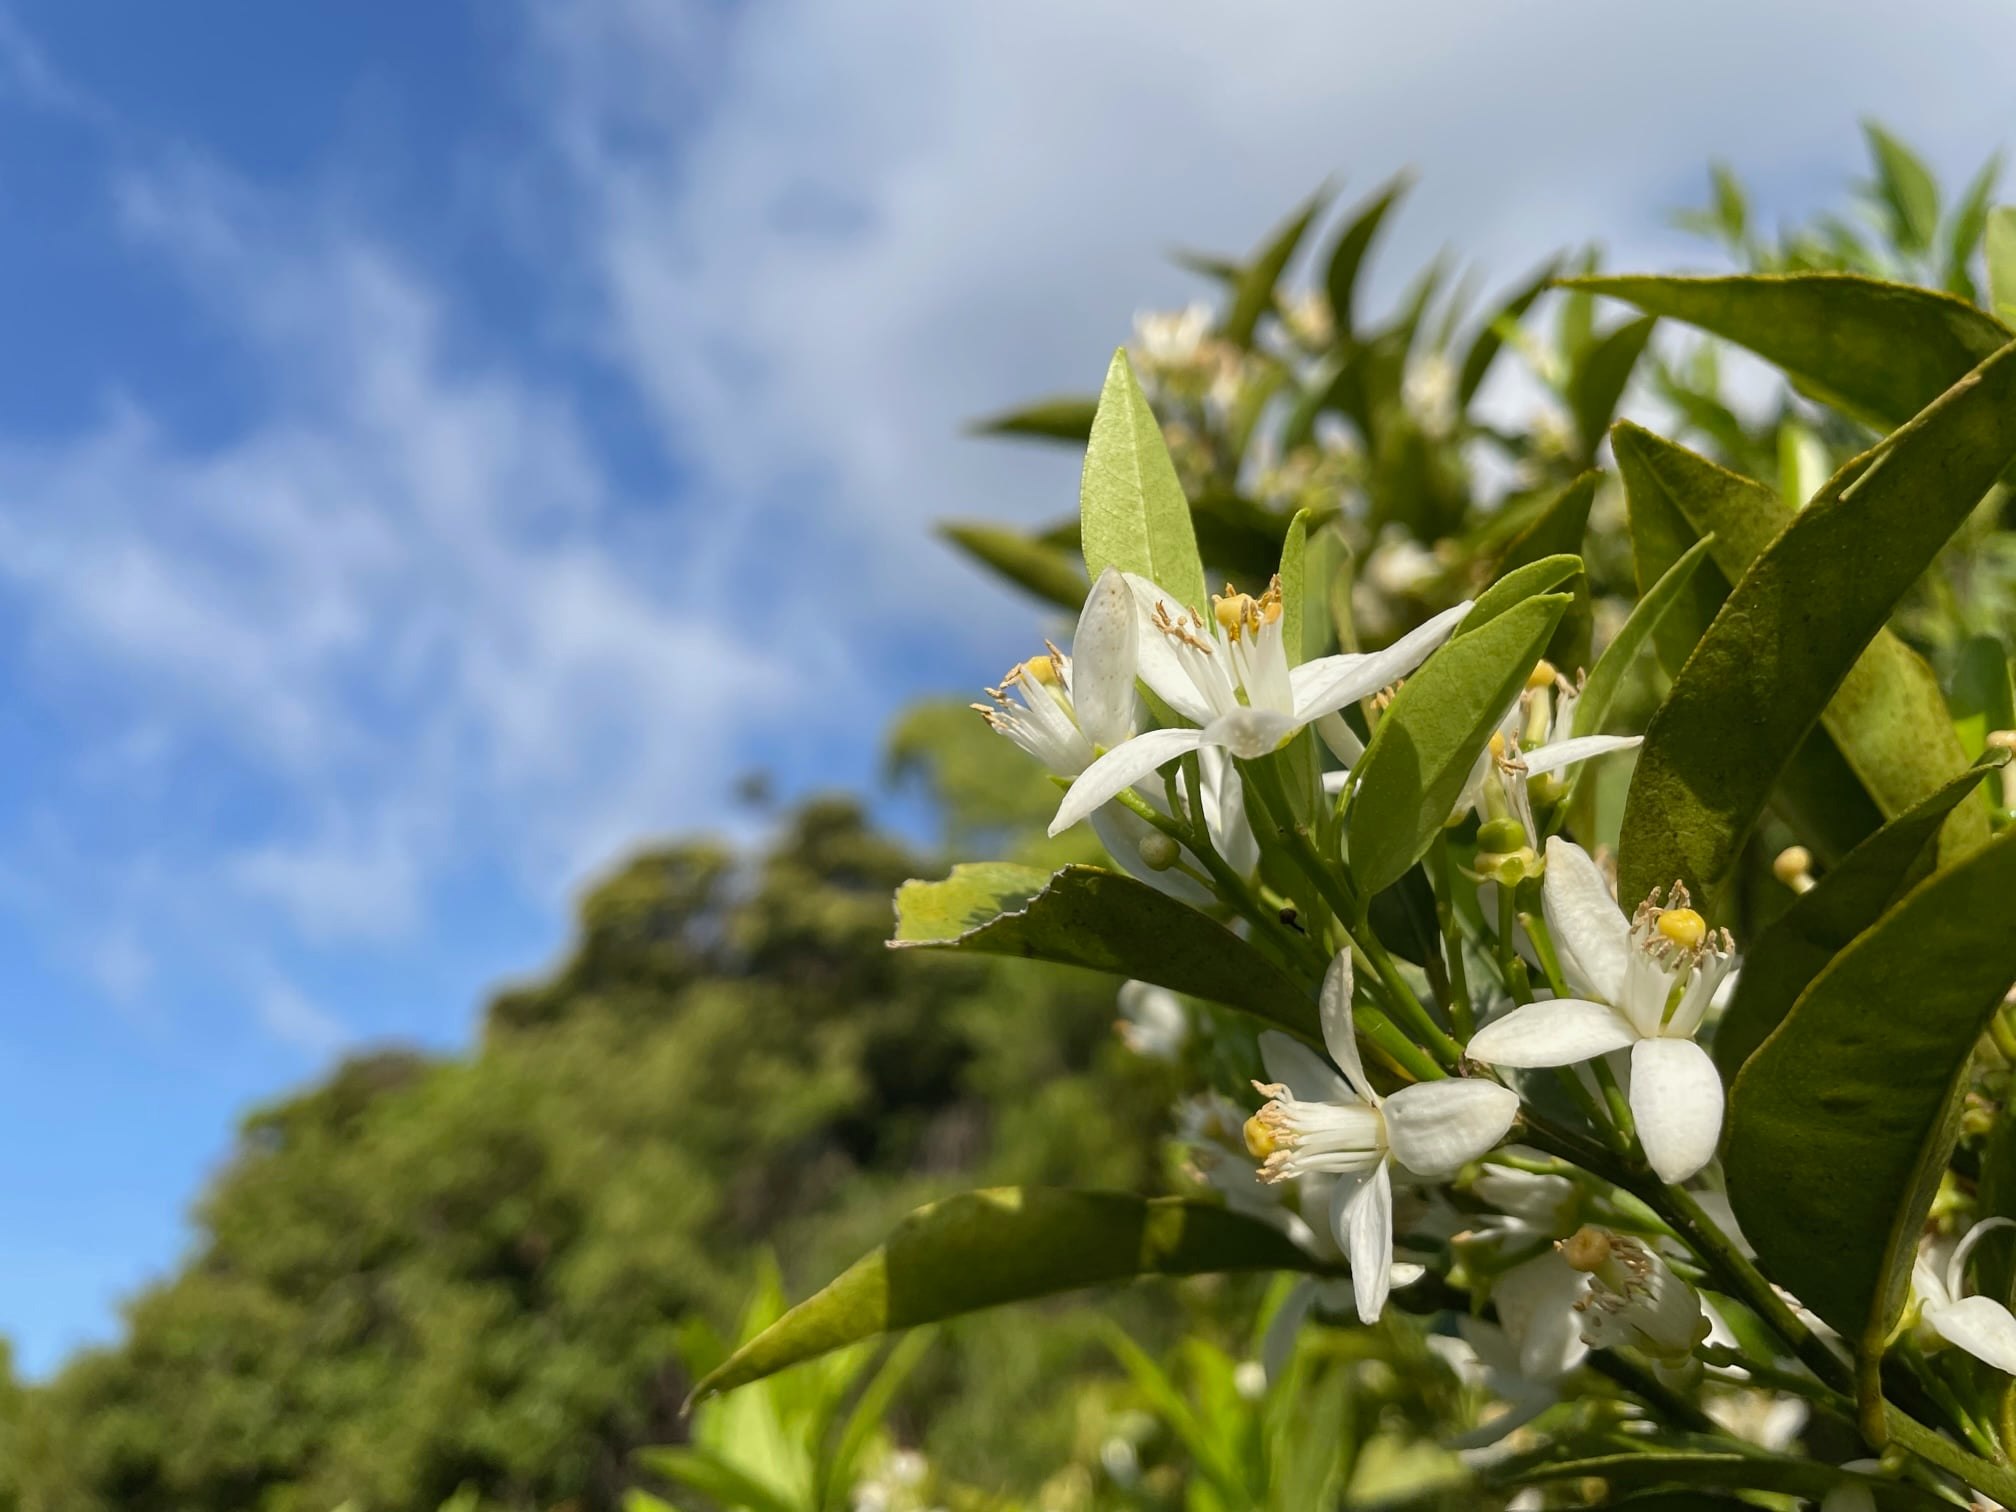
1279, 908, 1305, 934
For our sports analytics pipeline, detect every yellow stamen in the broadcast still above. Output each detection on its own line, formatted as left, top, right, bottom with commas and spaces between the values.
1525, 658, 1558, 691
1019, 654, 1060, 687
1488, 731, 1507, 759
1656, 907, 1708, 950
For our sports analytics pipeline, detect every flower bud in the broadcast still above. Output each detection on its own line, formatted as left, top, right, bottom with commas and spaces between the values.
1772, 845, 1815, 894
1137, 831, 1181, 872
1477, 817, 1529, 854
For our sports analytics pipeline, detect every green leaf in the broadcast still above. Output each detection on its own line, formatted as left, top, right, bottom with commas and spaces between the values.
967, 394, 1100, 443
690, 1190, 1319, 1402
1507, 1449, 1942, 1510
1567, 316, 1656, 458
1347, 594, 1570, 894
1989, 208, 2016, 325
936, 521, 1089, 611
1712, 758, 2004, 1080
1615, 346, 2016, 904
1863, 121, 1942, 255
1324, 174, 1410, 339
1942, 154, 2001, 298
892, 862, 1317, 1038
1952, 635, 2015, 760
1568, 273, 2011, 429
1499, 473, 1598, 574
818, 1331, 931, 1512
1727, 826, 2016, 1349
1224, 187, 1330, 348
1080, 350, 1207, 610
1460, 554, 1582, 635
638, 1448, 799, 1512
1278, 509, 1310, 668
1573, 536, 1714, 739
1458, 258, 1559, 407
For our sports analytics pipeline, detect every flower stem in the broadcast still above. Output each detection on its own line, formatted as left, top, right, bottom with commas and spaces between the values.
1884, 1405, 2016, 1506
1427, 833, 1476, 1041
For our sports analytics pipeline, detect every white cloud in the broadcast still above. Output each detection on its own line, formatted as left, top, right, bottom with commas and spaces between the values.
253, 976, 348, 1058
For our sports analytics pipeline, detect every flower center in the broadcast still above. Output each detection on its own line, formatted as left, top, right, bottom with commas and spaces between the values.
1656, 908, 1707, 950
1016, 653, 1061, 688
1211, 578, 1284, 643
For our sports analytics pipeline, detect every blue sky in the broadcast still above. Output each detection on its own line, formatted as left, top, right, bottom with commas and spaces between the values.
0, 0, 2012, 1376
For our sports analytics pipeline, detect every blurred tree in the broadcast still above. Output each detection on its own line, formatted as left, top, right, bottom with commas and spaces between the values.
6, 796, 1172, 1512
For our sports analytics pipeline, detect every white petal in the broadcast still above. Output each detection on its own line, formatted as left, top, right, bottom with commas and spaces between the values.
1466, 999, 1637, 1068
1069, 568, 1140, 748
1630, 1037, 1725, 1183
1258, 1030, 1352, 1105
1198, 747, 1260, 875
1331, 1162, 1395, 1324
1382, 1079, 1520, 1178
1912, 1253, 1951, 1311
1541, 836, 1630, 1003
1288, 601, 1472, 723
1520, 734, 1642, 779
1319, 952, 1375, 1104
1315, 710, 1364, 768
1491, 1251, 1590, 1380
1946, 1217, 2016, 1305
1202, 706, 1300, 760
1122, 572, 1217, 726
1048, 728, 1204, 836
1923, 1295, 2016, 1375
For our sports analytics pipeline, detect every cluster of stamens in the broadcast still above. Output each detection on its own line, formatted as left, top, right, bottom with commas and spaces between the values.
1211, 577, 1284, 644
1152, 600, 1214, 653
1630, 881, 1731, 966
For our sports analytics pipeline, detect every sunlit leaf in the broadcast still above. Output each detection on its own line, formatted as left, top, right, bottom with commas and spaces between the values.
690, 1190, 1320, 1401
1862, 120, 1941, 256
892, 862, 1317, 1037
1080, 350, 1207, 610
1989, 208, 2016, 325
1567, 315, 1656, 459
1460, 554, 1581, 634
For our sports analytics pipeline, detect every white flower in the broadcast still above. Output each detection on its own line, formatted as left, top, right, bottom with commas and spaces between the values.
981, 568, 1256, 891
1458, 662, 1641, 837
1245, 952, 1519, 1323
1132, 303, 1213, 368
1558, 1225, 1710, 1364
1048, 577, 1470, 836
1913, 1217, 2016, 1373
1465, 837, 1735, 1183
1114, 980, 1188, 1060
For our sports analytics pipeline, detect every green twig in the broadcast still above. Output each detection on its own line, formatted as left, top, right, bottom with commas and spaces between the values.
1427, 834, 1476, 1040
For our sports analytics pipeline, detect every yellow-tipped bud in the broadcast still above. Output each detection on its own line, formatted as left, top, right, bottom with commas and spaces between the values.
1526, 658, 1559, 691
1772, 846, 1814, 892
1656, 907, 1708, 950
1243, 1112, 1280, 1160
1559, 1225, 1613, 1273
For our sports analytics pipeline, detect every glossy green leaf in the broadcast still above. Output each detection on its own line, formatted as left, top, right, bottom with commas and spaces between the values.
1726, 826, 2016, 1342
1863, 121, 1941, 255
892, 862, 1316, 1037
1347, 594, 1570, 894
1989, 208, 2016, 325
1324, 174, 1409, 338
1458, 258, 1559, 407
1712, 758, 2004, 1080
1943, 154, 2001, 299
967, 394, 1100, 444
1614, 424, 1884, 862
936, 521, 1088, 610
1616, 345, 2016, 903
1573, 535, 1713, 738
1507, 1449, 1940, 1510
1569, 273, 2010, 429
690, 1190, 1318, 1401
1079, 350, 1207, 611
1224, 188, 1330, 348
1460, 554, 1582, 635
1567, 315, 1656, 458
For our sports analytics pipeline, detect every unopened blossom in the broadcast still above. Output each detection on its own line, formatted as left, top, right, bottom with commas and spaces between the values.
1244, 952, 1518, 1323
1456, 1166, 1590, 1381
1465, 837, 1736, 1183
981, 567, 1255, 890
1913, 1217, 2016, 1373
1559, 1225, 1709, 1364
1049, 575, 1469, 835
